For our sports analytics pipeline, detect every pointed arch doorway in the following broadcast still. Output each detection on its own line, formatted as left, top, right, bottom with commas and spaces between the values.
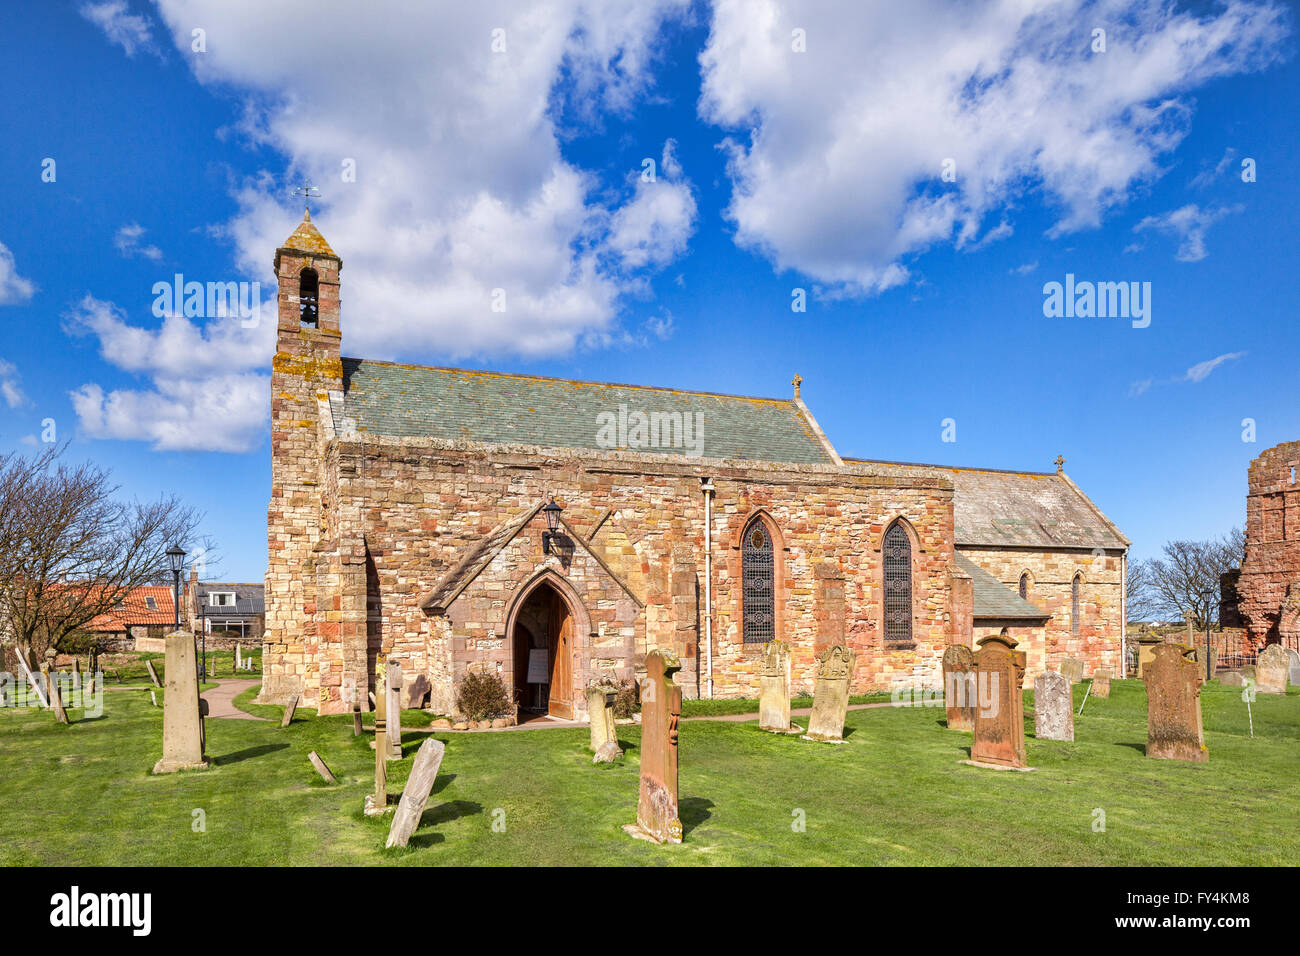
511, 579, 575, 719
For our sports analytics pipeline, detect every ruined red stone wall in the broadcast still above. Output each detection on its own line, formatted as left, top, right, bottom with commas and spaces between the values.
1238, 441, 1300, 652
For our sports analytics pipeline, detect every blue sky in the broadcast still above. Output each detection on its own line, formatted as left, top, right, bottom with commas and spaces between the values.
0, 1, 1296, 581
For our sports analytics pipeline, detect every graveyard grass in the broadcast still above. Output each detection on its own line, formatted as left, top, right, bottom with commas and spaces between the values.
2, 677, 1298, 865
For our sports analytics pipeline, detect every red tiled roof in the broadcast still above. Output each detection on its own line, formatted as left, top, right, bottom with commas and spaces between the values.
86, 586, 176, 631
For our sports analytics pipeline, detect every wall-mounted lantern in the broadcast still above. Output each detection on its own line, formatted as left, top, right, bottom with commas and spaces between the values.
541, 498, 564, 554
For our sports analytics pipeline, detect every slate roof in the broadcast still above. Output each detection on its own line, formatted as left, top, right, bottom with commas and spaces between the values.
198, 583, 265, 617
335, 360, 834, 465
846, 460, 1128, 550
954, 554, 1051, 623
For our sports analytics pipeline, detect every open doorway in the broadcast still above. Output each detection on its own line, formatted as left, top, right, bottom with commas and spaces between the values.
511, 580, 574, 719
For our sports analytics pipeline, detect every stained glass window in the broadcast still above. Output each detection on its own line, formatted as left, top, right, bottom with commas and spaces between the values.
883, 523, 912, 642
742, 520, 774, 644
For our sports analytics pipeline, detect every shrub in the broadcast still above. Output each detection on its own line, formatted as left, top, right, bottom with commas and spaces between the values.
455, 670, 513, 721
612, 680, 640, 719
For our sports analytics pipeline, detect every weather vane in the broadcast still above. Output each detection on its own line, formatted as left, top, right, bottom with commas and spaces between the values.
292, 181, 322, 215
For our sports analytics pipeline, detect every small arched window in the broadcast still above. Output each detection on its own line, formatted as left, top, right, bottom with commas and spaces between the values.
1071, 574, 1082, 636
299, 267, 319, 327
883, 522, 913, 642
1019, 572, 1030, 600
742, 519, 775, 644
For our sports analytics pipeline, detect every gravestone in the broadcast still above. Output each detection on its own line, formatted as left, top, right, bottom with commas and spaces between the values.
308, 751, 337, 784
801, 644, 856, 743
623, 651, 683, 844
1189, 644, 1217, 672
1219, 671, 1247, 687
401, 673, 430, 710
386, 661, 403, 759
150, 690, 158, 707
1256, 644, 1290, 695
1286, 648, 1300, 687
1059, 658, 1085, 683
585, 680, 621, 758
1142, 643, 1207, 762
364, 663, 391, 815
234, 644, 242, 670
71, 660, 82, 695
281, 694, 299, 727
1034, 671, 1073, 742
942, 644, 976, 731
144, 659, 162, 688
386, 738, 447, 848
758, 640, 797, 733
152, 631, 209, 774
42, 665, 69, 725
1091, 668, 1112, 698
352, 704, 363, 736
1135, 636, 1162, 678
969, 632, 1029, 769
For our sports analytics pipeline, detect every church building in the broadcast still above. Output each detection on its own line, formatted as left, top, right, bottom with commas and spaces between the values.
261, 212, 1130, 717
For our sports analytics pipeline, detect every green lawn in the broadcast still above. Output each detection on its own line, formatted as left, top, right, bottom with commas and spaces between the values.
1, 677, 1297, 865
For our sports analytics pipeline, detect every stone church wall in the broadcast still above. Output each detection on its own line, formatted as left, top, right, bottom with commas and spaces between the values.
1238, 441, 1300, 651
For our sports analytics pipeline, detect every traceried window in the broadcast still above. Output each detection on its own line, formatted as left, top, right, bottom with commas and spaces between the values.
1071, 574, 1082, 636
1019, 573, 1030, 600
742, 519, 775, 644
883, 523, 913, 642
299, 268, 319, 327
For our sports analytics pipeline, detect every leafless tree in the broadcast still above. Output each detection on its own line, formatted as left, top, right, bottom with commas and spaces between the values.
0, 447, 205, 669
1136, 528, 1246, 628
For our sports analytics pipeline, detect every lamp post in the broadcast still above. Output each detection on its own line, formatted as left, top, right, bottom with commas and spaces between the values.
166, 545, 186, 630
198, 594, 207, 682
1201, 588, 1216, 682
541, 497, 563, 554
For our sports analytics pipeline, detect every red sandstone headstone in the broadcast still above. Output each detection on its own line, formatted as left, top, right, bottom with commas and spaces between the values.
1142, 643, 1207, 763
968, 632, 1028, 770
624, 651, 682, 844
942, 644, 975, 731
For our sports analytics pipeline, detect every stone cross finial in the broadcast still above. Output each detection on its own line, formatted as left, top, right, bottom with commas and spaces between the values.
1054, 455, 1066, 472
792, 373, 803, 398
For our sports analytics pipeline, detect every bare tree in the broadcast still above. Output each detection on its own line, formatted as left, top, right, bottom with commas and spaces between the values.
0, 447, 204, 669
1138, 528, 1245, 629
1126, 558, 1158, 624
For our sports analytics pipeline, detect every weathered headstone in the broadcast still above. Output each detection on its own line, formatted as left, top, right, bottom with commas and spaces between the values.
385, 738, 447, 848
1059, 658, 1085, 683
352, 704, 363, 736
150, 689, 158, 707
280, 694, 298, 727
1034, 671, 1073, 742
71, 660, 82, 695
308, 751, 337, 784
364, 662, 391, 815
401, 673, 430, 710
623, 651, 682, 844
152, 631, 209, 774
42, 665, 69, 724
1219, 671, 1247, 687
758, 640, 798, 733
968, 632, 1029, 769
386, 660, 403, 759
1142, 643, 1207, 762
1286, 648, 1300, 686
1091, 668, 1112, 698
585, 680, 621, 757
144, 659, 162, 688
801, 644, 856, 743
1136, 635, 1162, 678
1256, 644, 1290, 695
234, 644, 242, 670
942, 644, 976, 731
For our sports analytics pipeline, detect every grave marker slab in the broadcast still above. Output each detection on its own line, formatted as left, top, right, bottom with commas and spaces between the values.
1286, 648, 1300, 687
1091, 668, 1112, 699
801, 645, 855, 743
386, 661, 403, 759
152, 631, 209, 774
969, 632, 1029, 770
365, 662, 391, 815
386, 738, 447, 848
623, 651, 682, 844
1034, 671, 1073, 742
1219, 671, 1247, 687
1256, 644, 1290, 695
308, 751, 337, 784
280, 694, 299, 727
1059, 658, 1085, 683
585, 680, 621, 756
144, 659, 162, 688
353, 704, 363, 736
1143, 643, 1207, 762
758, 640, 797, 733
942, 644, 976, 731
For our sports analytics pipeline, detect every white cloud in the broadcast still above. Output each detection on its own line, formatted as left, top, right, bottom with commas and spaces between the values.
113, 222, 164, 261
697, 0, 1287, 295
149, 0, 695, 360
0, 359, 26, 409
80, 1, 158, 58
1185, 351, 1246, 383
1189, 147, 1238, 189
64, 295, 273, 452
1133, 203, 1242, 262
1010, 261, 1038, 276
0, 242, 36, 305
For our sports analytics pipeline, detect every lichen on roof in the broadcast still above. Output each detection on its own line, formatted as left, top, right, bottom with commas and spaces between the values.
279, 208, 339, 260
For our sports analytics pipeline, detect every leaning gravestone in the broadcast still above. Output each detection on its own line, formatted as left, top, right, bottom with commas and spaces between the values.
386, 661, 403, 759
42, 665, 69, 725
1143, 643, 1207, 762
352, 704, 363, 737
623, 651, 683, 844
386, 738, 447, 848
280, 694, 299, 727
152, 631, 209, 774
1034, 671, 1073, 742
308, 751, 338, 784
586, 680, 621, 759
365, 663, 391, 816
1091, 668, 1112, 699
942, 644, 976, 731
1256, 644, 1290, 696
968, 632, 1029, 769
758, 640, 797, 733
801, 644, 856, 743
144, 659, 162, 688
1059, 658, 1085, 684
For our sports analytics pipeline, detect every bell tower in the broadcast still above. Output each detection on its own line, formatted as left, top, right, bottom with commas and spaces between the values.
261, 208, 344, 707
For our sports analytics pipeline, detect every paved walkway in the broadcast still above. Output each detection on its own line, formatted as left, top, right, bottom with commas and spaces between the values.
201, 678, 266, 721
